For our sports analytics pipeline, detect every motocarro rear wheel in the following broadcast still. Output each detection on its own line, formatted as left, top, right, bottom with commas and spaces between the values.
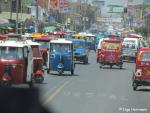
1, 81, 11, 87
71, 69, 74, 75
132, 82, 137, 91
47, 69, 50, 74
83, 56, 88, 64
99, 64, 103, 68
35, 75, 44, 84
29, 81, 33, 88
120, 65, 123, 69
110, 65, 112, 69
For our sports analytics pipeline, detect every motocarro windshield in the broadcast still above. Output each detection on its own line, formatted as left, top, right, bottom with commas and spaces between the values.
102, 42, 120, 50
86, 37, 95, 43
38, 41, 49, 49
123, 39, 136, 44
0, 47, 23, 60
123, 44, 136, 49
32, 46, 41, 57
141, 52, 150, 61
74, 42, 85, 48
51, 43, 71, 53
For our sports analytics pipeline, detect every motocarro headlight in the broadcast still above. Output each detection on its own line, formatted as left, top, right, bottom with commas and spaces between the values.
135, 69, 142, 77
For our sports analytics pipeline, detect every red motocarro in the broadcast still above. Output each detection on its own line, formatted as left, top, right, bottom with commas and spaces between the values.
27, 40, 44, 83
132, 48, 150, 90
0, 34, 7, 40
0, 34, 33, 87
34, 36, 55, 69
97, 38, 104, 62
98, 38, 123, 69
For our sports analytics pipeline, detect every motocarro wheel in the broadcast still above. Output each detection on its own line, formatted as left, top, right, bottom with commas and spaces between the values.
132, 82, 137, 91
71, 69, 74, 75
83, 56, 88, 64
58, 69, 63, 76
86, 57, 88, 64
35, 76, 44, 84
1, 81, 11, 87
120, 65, 123, 69
47, 69, 50, 74
110, 65, 112, 69
29, 81, 33, 88
99, 64, 103, 68
97, 58, 99, 63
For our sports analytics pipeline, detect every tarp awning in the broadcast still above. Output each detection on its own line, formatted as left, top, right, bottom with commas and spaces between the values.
0, 18, 9, 25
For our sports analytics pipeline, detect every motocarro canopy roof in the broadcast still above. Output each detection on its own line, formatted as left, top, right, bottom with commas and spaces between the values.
50, 39, 72, 44
34, 36, 55, 41
126, 34, 142, 38
30, 33, 44, 38
26, 40, 40, 46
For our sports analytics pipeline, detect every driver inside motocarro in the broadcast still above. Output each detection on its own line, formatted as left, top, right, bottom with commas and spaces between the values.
52, 44, 71, 53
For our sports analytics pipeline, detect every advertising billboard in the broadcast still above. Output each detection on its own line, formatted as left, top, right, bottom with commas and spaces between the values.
108, 5, 124, 13
92, 0, 105, 7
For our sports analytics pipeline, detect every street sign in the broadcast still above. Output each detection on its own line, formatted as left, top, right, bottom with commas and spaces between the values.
107, 5, 124, 13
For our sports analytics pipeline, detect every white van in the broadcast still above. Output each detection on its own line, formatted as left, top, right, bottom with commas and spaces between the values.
122, 38, 140, 61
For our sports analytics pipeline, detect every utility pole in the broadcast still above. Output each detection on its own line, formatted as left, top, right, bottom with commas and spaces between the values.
83, 0, 88, 32
16, 0, 19, 33
10, 0, 12, 20
35, 0, 39, 33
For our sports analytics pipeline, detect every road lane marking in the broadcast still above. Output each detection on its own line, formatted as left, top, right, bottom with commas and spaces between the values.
41, 78, 69, 100
43, 77, 74, 104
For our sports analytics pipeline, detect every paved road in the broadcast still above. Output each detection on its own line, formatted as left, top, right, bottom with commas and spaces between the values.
36, 51, 150, 113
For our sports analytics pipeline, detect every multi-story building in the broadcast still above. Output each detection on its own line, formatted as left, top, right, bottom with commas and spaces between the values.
0, 0, 11, 12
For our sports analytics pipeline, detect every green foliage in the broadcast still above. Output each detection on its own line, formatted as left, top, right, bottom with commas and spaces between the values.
134, 26, 149, 37
22, 0, 35, 7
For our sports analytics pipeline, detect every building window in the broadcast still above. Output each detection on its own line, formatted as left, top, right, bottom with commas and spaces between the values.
11, 0, 21, 13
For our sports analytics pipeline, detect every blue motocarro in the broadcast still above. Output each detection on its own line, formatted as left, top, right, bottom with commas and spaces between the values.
70, 39, 89, 64
47, 39, 75, 75
84, 33, 96, 51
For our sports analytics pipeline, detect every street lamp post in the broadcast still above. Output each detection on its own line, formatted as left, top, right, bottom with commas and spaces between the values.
10, 0, 12, 20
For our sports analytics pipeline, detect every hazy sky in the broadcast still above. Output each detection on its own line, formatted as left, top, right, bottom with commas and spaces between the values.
72, 0, 143, 6
91, 0, 142, 6
91, 0, 143, 15
71, 0, 143, 15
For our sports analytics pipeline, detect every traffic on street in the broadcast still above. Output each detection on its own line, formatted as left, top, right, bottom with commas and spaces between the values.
0, 0, 150, 113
